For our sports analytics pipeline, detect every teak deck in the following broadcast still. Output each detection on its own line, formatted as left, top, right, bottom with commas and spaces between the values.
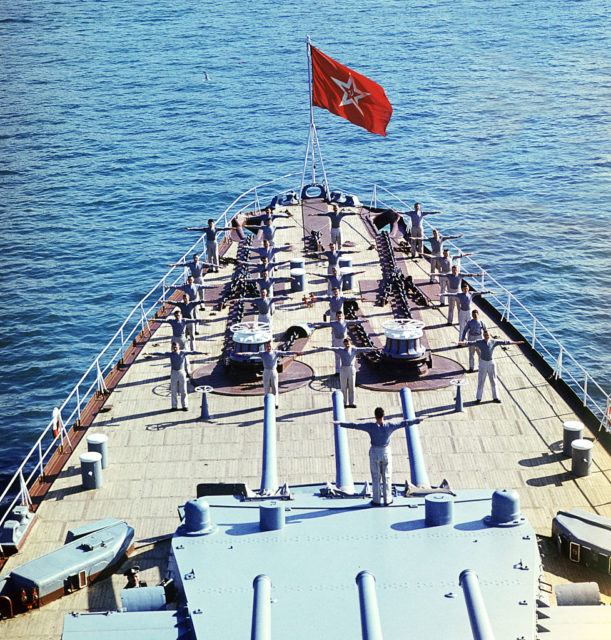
3, 200, 610, 639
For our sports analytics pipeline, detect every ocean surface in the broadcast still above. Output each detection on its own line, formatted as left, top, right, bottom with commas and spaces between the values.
1, 0, 609, 490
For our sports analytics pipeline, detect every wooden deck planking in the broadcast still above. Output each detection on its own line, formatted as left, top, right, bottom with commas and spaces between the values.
3, 203, 610, 638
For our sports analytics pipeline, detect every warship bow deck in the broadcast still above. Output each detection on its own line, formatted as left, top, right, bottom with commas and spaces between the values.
1, 197, 610, 639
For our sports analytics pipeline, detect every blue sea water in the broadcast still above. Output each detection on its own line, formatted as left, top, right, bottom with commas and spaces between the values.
0, 0, 609, 488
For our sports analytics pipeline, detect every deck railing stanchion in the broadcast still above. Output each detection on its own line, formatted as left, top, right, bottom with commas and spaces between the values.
19, 471, 32, 508
583, 374, 588, 406
95, 360, 108, 398
501, 292, 511, 322
601, 397, 611, 433
553, 347, 563, 380
531, 318, 537, 348
140, 301, 151, 335
38, 441, 44, 481
76, 387, 82, 419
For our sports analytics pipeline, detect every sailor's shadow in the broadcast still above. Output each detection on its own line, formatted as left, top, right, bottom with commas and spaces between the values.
145, 419, 194, 431
308, 375, 340, 393
110, 373, 169, 390
419, 404, 461, 417
214, 406, 263, 420
519, 451, 563, 467
430, 345, 461, 354
152, 383, 171, 398
277, 406, 329, 421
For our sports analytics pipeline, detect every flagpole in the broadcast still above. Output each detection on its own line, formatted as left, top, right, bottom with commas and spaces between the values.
306, 36, 315, 134
303, 36, 330, 199
302, 36, 316, 189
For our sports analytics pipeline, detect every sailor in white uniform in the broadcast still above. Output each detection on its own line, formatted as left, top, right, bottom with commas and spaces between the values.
424, 229, 463, 282
460, 310, 487, 371
185, 219, 232, 272
315, 204, 359, 249
241, 289, 288, 331
258, 217, 296, 247
438, 266, 483, 326
333, 407, 423, 505
319, 287, 360, 322
445, 283, 494, 340
165, 293, 201, 347
401, 203, 441, 257
157, 308, 200, 352
318, 338, 380, 408
318, 266, 365, 295
153, 341, 206, 411
236, 342, 300, 408
437, 248, 473, 304
458, 330, 523, 403
313, 311, 366, 375
315, 243, 360, 275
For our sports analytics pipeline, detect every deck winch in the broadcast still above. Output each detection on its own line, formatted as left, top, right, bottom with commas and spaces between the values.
380, 319, 426, 364
228, 322, 272, 368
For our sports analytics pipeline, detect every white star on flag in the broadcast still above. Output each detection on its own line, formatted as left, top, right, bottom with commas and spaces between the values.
331, 74, 370, 116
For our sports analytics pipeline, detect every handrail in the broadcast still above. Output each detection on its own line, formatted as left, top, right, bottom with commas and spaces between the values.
334, 176, 609, 427
0, 173, 608, 537
0, 172, 302, 531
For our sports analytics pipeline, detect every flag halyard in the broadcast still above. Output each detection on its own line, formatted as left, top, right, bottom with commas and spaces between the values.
310, 45, 392, 137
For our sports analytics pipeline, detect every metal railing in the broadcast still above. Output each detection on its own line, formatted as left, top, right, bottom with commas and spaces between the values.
367, 182, 610, 432
0, 172, 302, 540
1, 173, 608, 544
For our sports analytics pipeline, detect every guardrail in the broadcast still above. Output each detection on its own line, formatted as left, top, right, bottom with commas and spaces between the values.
1, 173, 608, 547
367, 182, 610, 434
0, 172, 302, 543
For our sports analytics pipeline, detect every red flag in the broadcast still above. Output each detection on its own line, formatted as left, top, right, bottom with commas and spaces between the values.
310, 45, 392, 137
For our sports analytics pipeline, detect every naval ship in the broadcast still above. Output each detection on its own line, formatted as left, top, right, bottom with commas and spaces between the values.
0, 44, 610, 639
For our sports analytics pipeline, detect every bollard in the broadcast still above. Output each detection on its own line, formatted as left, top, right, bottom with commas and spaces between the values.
80, 452, 103, 490
290, 268, 306, 293
562, 421, 584, 457
195, 385, 214, 421
571, 439, 593, 477
86, 433, 109, 469
259, 501, 285, 531
339, 257, 354, 290
290, 258, 305, 271
451, 379, 464, 412
425, 493, 454, 526
332, 390, 354, 493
